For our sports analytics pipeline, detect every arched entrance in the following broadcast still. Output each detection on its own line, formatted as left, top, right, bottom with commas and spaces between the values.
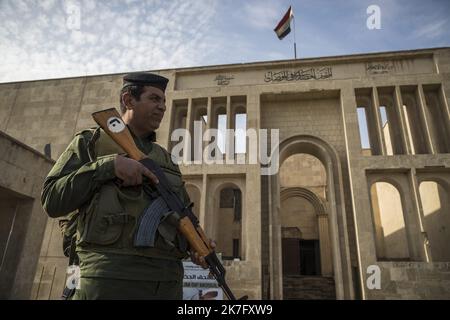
280, 186, 335, 299
280, 188, 332, 270
269, 135, 354, 300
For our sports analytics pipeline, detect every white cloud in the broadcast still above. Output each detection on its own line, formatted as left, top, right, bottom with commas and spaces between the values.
82, 0, 96, 12
240, 0, 284, 30
414, 19, 448, 39
14, 0, 31, 12
39, 0, 57, 11
0, 0, 223, 82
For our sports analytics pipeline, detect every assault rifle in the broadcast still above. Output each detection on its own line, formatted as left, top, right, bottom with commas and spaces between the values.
92, 108, 246, 301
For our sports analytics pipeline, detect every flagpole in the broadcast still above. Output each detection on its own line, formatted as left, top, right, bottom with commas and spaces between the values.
293, 14, 297, 59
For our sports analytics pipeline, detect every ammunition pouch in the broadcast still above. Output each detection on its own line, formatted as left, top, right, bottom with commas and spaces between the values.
75, 127, 189, 259
77, 181, 188, 260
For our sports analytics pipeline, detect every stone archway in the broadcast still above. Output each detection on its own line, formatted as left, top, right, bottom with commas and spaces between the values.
269, 135, 354, 300
280, 187, 333, 278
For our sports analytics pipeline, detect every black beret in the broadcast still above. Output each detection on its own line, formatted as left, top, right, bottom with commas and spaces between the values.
122, 72, 169, 92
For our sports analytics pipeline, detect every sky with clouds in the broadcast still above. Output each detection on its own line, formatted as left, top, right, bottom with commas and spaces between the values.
0, 0, 449, 83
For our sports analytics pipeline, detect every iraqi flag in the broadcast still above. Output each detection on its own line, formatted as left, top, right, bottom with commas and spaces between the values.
274, 6, 293, 40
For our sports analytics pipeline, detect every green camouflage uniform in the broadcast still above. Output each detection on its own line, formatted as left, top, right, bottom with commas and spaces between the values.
41, 127, 190, 300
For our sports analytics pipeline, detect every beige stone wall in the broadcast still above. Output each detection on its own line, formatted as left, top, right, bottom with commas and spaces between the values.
261, 95, 346, 156
383, 123, 394, 155
280, 154, 326, 198
1, 79, 87, 158
31, 217, 67, 300
175, 56, 435, 90
419, 181, 450, 262
0, 131, 54, 299
370, 182, 410, 259
280, 196, 318, 240
369, 262, 450, 299
215, 207, 241, 258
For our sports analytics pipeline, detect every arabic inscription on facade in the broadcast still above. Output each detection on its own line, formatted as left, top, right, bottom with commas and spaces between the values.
264, 67, 333, 83
214, 74, 234, 85
366, 62, 394, 75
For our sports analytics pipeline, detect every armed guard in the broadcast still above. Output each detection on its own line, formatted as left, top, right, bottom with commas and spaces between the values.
41, 72, 209, 300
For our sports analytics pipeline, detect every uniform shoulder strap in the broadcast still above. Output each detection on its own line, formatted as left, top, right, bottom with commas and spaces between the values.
85, 127, 126, 161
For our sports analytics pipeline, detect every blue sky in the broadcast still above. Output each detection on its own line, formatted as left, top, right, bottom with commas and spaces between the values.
0, 0, 449, 83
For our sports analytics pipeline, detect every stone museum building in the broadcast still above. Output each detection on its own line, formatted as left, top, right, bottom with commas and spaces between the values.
0, 47, 449, 300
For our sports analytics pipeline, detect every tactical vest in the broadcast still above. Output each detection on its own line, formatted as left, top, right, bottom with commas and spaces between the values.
75, 127, 188, 260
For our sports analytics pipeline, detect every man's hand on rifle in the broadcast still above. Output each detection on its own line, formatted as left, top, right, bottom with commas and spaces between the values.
114, 154, 159, 186
191, 240, 216, 269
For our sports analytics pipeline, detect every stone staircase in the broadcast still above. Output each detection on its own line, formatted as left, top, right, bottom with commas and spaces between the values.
283, 276, 336, 300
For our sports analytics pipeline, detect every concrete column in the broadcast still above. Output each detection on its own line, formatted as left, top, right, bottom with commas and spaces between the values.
371, 87, 386, 155
439, 84, 450, 126
408, 168, 431, 262
318, 214, 333, 276
339, 86, 361, 159
203, 97, 212, 157
226, 96, 232, 128
199, 173, 208, 229
438, 85, 450, 152
269, 173, 283, 299
183, 98, 193, 164
160, 94, 172, 149
394, 86, 412, 154
416, 85, 435, 154
206, 97, 212, 131
246, 91, 259, 163
225, 96, 234, 163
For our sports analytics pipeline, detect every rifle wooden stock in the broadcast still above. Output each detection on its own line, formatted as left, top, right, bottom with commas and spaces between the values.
92, 108, 213, 257
178, 218, 211, 257
92, 109, 147, 161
